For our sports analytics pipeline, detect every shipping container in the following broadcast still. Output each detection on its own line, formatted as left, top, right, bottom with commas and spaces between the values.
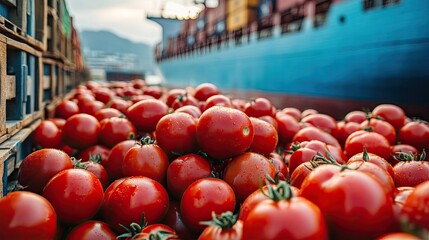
277, 0, 306, 13
227, 7, 258, 32
206, 0, 227, 24
258, 0, 276, 19
227, 0, 260, 14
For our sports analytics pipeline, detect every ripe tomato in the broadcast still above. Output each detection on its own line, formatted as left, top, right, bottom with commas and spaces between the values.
165, 88, 187, 107
392, 157, 429, 187
180, 178, 236, 233
203, 94, 233, 111
77, 144, 111, 163
360, 118, 397, 145
196, 106, 254, 160
399, 120, 429, 153
174, 105, 202, 119
0, 191, 57, 240
79, 100, 105, 116
46, 118, 66, 129
293, 126, 341, 148
18, 148, 73, 193
281, 107, 301, 121
93, 88, 114, 104
344, 110, 366, 123
389, 144, 419, 166
401, 180, 429, 231
162, 201, 197, 240
103, 140, 137, 181
93, 108, 122, 121
223, 152, 276, 203
171, 93, 199, 110
32, 120, 62, 149
126, 99, 169, 133
268, 152, 288, 180
344, 130, 391, 160
55, 99, 80, 119
122, 139, 169, 183
155, 112, 199, 155
78, 160, 110, 190
319, 171, 396, 239
102, 176, 169, 233
99, 117, 136, 148
62, 113, 101, 150
193, 83, 219, 101
275, 112, 301, 144
332, 120, 360, 147
109, 98, 132, 113
249, 117, 278, 156
65, 221, 116, 240
347, 151, 394, 178
199, 212, 243, 240
143, 86, 164, 99
376, 232, 421, 240
244, 97, 275, 117
166, 154, 212, 200
301, 113, 337, 135
42, 169, 104, 224
372, 104, 406, 130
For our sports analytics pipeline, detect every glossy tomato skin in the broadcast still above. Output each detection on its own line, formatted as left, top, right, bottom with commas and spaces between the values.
244, 97, 275, 118
93, 108, 122, 121
360, 118, 397, 145
155, 112, 199, 155
55, 99, 80, 119
166, 154, 212, 200
319, 171, 396, 240
180, 178, 236, 234
199, 219, 243, 240
42, 169, 104, 225
65, 221, 116, 240
174, 105, 202, 119
162, 201, 197, 240
223, 152, 276, 203
171, 94, 199, 110
103, 140, 137, 181
293, 126, 341, 148
372, 104, 406, 130
249, 117, 278, 156
203, 94, 233, 111
344, 130, 391, 160
275, 112, 301, 144
32, 120, 62, 148
62, 113, 101, 150
99, 117, 136, 148
399, 121, 429, 153
392, 161, 429, 187
389, 144, 418, 166
196, 106, 254, 160
344, 110, 367, 124
77, 145, 111, 163
165, 88, 187, 107
81, 161, 110, 190
401, 181, 429, 231
18, 148, 73, 193
109, 98, 132, 113
101, 176, 169, 233
301, 113, 337, 135
122, 143, 169, 183
347, 152, 394, 178
0, 191, 57, 240
193, 83, 219, 101
126, 99, 169, 132
333, 120, 360, 147
79, 100, 105, 116
268, 152, 288, 181
242, 197, 329, 240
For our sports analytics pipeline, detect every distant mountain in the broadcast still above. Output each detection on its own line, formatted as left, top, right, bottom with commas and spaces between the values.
80, 30, 155, 74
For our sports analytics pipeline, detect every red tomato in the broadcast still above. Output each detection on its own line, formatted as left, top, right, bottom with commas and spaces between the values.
77, 145, 111, 163
399, 120, 429, 152
171, 93, 199, 110
319, 171, 396, 239
32, 120, 62, 149
62, 113, 101, 150
392, 158, 429, 187
109, 98, 132, 113
293, 126, 341, 148
249, 117, 278, 156
55, 100, 79, 119
223, 152, 276, 203
126, 99, 169, 132
281, 107, 301, 121
174, 105, 202, 119
376, 232, 421, 240
257, 115, 279, 131
244, 97, 275, 117
344, 110, 367, 123
289, 162, 314, 189
401, 180, 429, 231
389, 144, 419, 166
360, 118, 397, 145
242, 195, 328, 240
42, 169, 104, 224
301, 113, 337, 135
99, 117, 136, 148
66, 221, 116, 240
204, 94, 233, 111
93, 108, 122, 121
344, 130, 391, 160
79, 100, 105, 116
79, 160, 110, 190
199, 212, 243, 240
155, 112, 199, 155
18, 148, 73, 193
103, 140, 137, 181
196, 106, 254, 160
166, 154, 212, 200
193, 83, 220, 101
102, 176, 169, 233
93, 88, 114, 104
0, 191, 57, 240
122, 139, 169, 183
301, 109, 318, 118
165, 88, 187, 107
180, 178, 236, 233
275, 112, 301, 144
268, 152, 288, 181
372, 104, 406, 130
332, 120, 360, 147
142, 85, 164, 99
347, 151, 394, 178
162, 201, 197, 240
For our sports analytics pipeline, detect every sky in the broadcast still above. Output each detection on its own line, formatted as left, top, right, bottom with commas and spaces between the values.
67, 0, 210, 47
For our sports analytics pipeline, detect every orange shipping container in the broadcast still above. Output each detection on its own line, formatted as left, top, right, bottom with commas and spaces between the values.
227, 0, 260, 14
227, 7, 257, 32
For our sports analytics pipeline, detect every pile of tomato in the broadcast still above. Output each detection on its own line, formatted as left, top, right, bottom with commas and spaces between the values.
1, 79, 429, 240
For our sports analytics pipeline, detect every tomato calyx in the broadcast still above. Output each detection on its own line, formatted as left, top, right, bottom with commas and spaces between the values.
139, 136, 156, 146
261, 180, 294, 202
118, 214, 148, 239
311, 152, 358, 172
200, 211, 238, 230
72, 157, 89, 170
393, 149, 427, 162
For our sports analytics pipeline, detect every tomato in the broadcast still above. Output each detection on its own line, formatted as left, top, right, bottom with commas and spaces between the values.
142, 85, 164, 99
257, 115, 278, 131
196, 106, 254, 160
47, 118, 66, 129
109, 98, 132, 113
174, 105, 202, 119
289, 162, 314, 189
18, 148, 73, 193
155, 112, 199, 155
165, 88, 187, 107
126, 99, 169, 133
78, 160, 110, 190
66, 221, 116, 240
242, 184, 328, 240
401, 180, 429, 231
42, 169, 104, 224
301, 113, 337, 135
332, 120, 360, 147
389, 144, 419, 166
268, 152, 288, 180
199, 212, 243, 240
281, 107, 301, 121
77, 144, 111, 163
162, 201, 197, 240
344, 110, 367, 123
376, 232, 421, 240
347, 150, 394, 178
372, 104, 406, 130
193, 83, 220, 101
249, 117, 278, 156
130, 95, 155, 104
319, 171, 396, 239
166, 153, 212, 200
32, 120, 62, 149
171, 93, 199, 110
0, 191, 57, 240
180, 178, 236, 233
103, 140, 137, 181
62, 113, 101, 150
79, 100, 105, 116
93, 108, 122, 121
93, 88, 114, 104
244, 97, 275, 117
203, 94, 233, 111
275, 112, 301, 144
102, 176, 169, 233
360, 118, 397, 145
392, 157, 429, 187
55, 99, 80, 119
292, 126, 341, 148
344, 130, 391, 160
122, 138, 169, 183
99, 117, 136, 148
399, 120, 429, 153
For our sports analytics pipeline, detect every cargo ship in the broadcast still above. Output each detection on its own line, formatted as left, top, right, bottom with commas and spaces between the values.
150, 0, 429, 118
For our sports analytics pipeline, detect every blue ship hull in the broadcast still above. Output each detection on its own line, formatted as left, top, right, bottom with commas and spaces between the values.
156, 0, 429, 115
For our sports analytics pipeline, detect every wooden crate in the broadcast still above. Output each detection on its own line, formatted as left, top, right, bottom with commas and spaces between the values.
0, 148, 15, 197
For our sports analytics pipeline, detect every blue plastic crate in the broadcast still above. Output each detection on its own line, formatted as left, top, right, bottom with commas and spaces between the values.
1, 151, 15, 196
26, 0, 35, 37
0, 3, 10, 19
43, 63, 52, 101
